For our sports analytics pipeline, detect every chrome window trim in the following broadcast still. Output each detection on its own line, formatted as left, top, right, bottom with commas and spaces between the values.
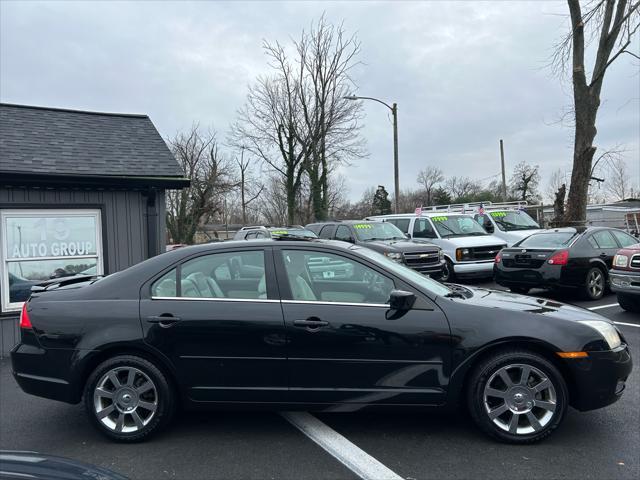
151, 296, 280, 303
281, 299, 389, 308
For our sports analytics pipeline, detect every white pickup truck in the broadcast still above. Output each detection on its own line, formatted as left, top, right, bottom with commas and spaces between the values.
366, 212, 506, 282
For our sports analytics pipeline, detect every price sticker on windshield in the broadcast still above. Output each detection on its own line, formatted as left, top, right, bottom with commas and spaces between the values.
432, 216, 448, 221
353, 224, 373, 229
490, 212, 507, 217
271, 230, 289, 234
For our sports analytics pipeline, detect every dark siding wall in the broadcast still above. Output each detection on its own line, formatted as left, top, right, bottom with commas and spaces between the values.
0, 186, 167, 274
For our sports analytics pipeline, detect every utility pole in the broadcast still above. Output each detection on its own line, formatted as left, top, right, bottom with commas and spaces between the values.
500, 139, 507, 200
344, 95, 400, 213
392, 103, 399, 214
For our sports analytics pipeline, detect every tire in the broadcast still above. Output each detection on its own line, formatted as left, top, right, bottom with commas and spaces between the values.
84, 355, 176, 442
509, 286, 530, 295
617, 293, 640, 313
441, 259, 456, 282
467, 349, 568, 444
583, 267, 606, 300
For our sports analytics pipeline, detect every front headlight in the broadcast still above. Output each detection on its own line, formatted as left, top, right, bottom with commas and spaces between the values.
613, 254, 629, 268
456, 248, 470, 262
580, 320, 622, 350
384, 252, 403, 263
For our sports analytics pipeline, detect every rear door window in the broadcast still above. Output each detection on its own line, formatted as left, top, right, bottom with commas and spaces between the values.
591, 230, 618, 249
152, 251, 267, 300
335, 225, 353, 242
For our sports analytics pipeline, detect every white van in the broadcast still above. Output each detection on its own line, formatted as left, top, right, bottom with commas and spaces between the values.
367, 211, 506, 282
471, 203, 545, 247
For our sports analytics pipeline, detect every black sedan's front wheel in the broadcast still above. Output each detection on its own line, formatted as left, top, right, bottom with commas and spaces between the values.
468, 350, 568, 444
84, 355, 176, 442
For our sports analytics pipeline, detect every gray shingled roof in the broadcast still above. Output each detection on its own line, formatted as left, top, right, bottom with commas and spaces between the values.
0, 103, 185, 178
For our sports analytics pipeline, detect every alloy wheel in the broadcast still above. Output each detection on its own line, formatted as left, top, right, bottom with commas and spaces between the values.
93, 367, 158, 433
587, 269, 604, 299
483, 363, 557, 435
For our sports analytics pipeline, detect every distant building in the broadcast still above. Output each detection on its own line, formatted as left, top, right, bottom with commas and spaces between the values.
0, 103, 189, 314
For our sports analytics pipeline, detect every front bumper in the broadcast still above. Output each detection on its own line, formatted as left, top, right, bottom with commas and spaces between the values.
453, 260, 494, 278
609, 270, 640, 295
565, 345, 633, 412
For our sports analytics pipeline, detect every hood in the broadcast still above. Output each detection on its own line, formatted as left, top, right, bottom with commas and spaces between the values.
453, 286, 608, 323
435, 235, 506, 249
360, 239, 439, 253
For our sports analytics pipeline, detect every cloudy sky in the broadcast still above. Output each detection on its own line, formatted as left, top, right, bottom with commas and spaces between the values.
1, 0, 638, 202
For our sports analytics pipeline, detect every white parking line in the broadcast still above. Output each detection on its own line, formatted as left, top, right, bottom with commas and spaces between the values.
613, 321, 640, 328
587, 303, 620, 311
281, 411, 403, 480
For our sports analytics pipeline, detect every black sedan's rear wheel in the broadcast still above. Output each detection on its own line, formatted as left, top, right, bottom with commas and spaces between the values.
617, 293, 640, 312
584, 267, 606, 300
467, 350, 568, 444
84, 355, 176, 442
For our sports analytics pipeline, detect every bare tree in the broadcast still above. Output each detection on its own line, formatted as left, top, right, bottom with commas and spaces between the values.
236, 147, 265, 225
166, 125, 235, 244
546, 168, 570, 203
553, 0, 640, 223
606, 157, 636, 200
510, 161, 541, 203
417, 166, 445, 206
295, 17, 366, 222
444, 176, 482, 201
231, 57, 307, 224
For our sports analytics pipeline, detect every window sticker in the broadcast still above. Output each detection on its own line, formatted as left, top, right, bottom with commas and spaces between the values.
353, 224, 373, 229
271, 230, 288, 235
431, 216, 448, 222
490, 211, 507, 217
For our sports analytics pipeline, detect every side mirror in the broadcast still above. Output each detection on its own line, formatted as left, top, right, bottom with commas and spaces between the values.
389, 289, 416, 311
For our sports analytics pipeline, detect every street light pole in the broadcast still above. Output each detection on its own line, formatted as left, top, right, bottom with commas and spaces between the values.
344, 95, 399, 213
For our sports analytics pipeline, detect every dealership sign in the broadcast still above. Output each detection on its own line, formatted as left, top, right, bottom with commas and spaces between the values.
5, 215, 98, 259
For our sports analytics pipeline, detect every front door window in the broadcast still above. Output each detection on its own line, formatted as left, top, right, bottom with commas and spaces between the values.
281, 249, 394, 304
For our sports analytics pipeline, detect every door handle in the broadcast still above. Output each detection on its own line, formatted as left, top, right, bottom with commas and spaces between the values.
146, 315, 181, 327
293, 318, 329, 329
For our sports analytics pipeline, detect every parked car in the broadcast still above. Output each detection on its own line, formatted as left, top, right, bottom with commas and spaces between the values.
7, 273, 40, 303
12, 238, 631, 444
609, 243, 640, 312
306, 220, 445, 279
367, 212, 506, 281
473, 208, 544, 247
0, 450, 129, 480
234, 225, 318, 240
494, 226, 639, 299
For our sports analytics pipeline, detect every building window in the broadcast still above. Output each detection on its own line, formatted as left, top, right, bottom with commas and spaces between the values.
0, 209, 104, 312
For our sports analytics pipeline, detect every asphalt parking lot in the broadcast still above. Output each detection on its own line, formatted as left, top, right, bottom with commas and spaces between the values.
0, 284, 638, 480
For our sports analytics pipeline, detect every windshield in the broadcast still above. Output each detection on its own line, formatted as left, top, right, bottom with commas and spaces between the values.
489, 210, 540, 231
517, 232, 577, 248
270, 228, 317, 238
353, 222, 407, 241
430, 215, 488, 238
356, 247, 452, 297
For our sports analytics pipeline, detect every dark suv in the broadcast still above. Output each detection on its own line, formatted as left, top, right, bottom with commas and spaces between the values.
306, 220, 445, 278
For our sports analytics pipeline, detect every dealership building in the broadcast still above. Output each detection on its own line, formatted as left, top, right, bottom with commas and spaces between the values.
0, 103, 189, 316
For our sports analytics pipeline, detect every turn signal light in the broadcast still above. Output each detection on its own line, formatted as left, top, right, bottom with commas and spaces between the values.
19, 302, 32, 329
495, 251, 503, 263
556, 351, 588, 358
548, 250, 569, 266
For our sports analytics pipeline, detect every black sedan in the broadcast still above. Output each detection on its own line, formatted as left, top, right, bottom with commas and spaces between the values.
494, 226, 640, 300
11, 238, 631, 444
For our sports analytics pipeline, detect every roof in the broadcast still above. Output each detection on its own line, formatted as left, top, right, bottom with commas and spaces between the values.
0, 103, 189, 188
